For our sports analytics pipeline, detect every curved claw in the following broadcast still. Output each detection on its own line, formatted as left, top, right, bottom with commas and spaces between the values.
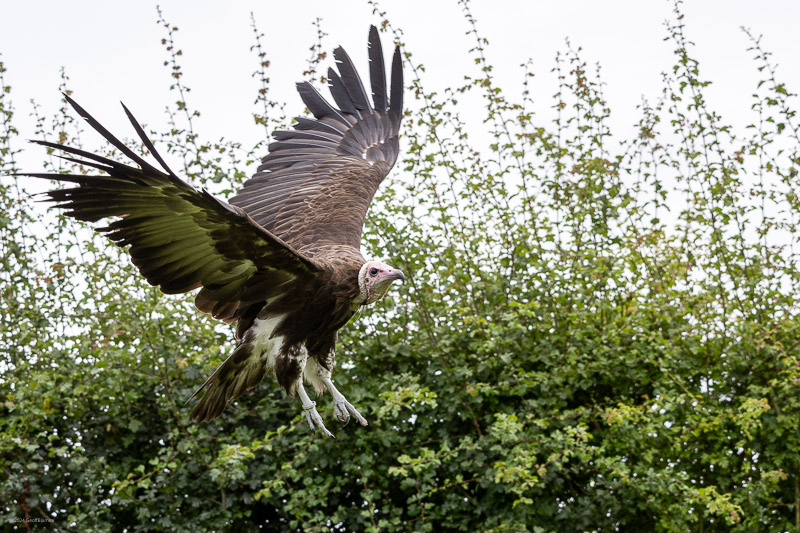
334, 399, 368, 426
333, 401, 351, 425
303, 401, 335, 438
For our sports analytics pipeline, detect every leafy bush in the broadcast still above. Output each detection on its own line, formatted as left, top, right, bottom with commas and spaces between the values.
2, 2, 800, 531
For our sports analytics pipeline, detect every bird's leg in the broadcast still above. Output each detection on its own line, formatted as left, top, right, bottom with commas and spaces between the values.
304, 356, 368, 426
323, 377, 368, 426
295, 383, 334, 438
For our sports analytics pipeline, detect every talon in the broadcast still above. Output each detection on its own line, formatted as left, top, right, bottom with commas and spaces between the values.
301, 400, 335, 437
348, 402, 368, 426
333, 399, 368, 426
322, 378, 368, 428
333, 401, 351, 424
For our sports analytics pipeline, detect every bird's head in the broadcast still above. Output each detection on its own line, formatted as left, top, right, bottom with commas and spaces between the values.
357, 261, 405, 306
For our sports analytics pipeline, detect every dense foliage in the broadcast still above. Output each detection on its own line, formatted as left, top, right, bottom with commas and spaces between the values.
2, 3, 800, 531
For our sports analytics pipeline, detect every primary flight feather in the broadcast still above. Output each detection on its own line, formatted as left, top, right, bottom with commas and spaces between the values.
23, 26, 405, 438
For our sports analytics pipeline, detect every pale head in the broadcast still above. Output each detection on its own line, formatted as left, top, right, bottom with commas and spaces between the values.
357, 261, 405, 305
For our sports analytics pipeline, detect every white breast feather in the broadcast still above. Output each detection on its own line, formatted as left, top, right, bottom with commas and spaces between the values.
251, 315, 285, 373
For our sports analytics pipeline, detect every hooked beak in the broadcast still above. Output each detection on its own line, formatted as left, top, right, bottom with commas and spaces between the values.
373, 268, 405, 302
386, 269, 405, 284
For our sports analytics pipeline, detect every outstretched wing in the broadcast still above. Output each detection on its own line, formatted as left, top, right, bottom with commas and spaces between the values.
23, 96, 321, 324
229, 25, 403, 253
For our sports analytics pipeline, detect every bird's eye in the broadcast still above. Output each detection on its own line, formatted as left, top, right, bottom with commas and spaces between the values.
369, 267, 378, 277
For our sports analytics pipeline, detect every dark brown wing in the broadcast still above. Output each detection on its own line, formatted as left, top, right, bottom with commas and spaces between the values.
22, 96, 322, 323
229, 25, 403, 253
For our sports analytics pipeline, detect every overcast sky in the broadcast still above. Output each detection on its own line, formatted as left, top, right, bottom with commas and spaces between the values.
2, 1, 799, 180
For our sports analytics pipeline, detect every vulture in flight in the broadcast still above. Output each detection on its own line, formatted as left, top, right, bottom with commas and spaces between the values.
23, 26, 405, 438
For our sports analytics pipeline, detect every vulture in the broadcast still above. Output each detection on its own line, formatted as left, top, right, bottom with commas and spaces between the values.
23, 26, 405, 438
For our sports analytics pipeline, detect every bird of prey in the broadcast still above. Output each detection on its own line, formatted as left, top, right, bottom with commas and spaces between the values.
23, 26, 405, 437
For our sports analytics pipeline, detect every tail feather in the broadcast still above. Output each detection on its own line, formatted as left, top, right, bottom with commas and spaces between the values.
188, 340, 266, 422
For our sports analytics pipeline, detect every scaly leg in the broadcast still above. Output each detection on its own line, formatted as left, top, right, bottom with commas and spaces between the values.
304, 356, 368, 427
322, 377, 368, 426
295, 383, 334, 438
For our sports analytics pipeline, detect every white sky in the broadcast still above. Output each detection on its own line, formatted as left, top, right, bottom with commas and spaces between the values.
1, 0, 799, 181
